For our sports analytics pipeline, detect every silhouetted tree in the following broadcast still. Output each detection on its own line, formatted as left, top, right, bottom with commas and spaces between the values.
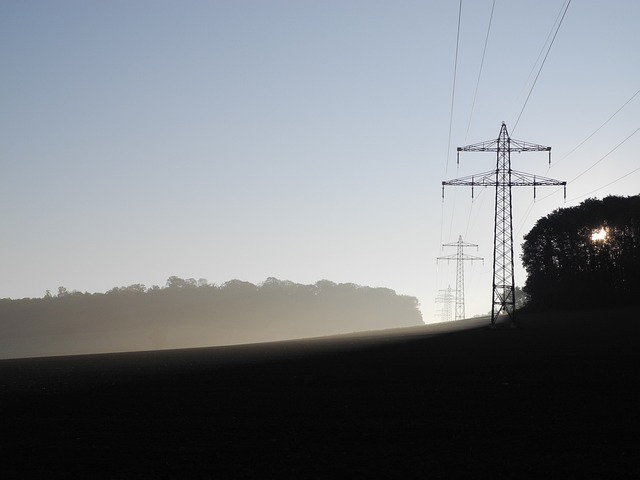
522, 195, 640, 311
166, 276, 188, 289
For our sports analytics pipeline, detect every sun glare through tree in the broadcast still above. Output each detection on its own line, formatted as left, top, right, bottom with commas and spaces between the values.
522, 195, 640, 311
591, 227, 608, 242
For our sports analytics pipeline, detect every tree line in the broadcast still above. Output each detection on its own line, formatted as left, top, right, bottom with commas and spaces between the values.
521, 195, 640, 311
0, 277, 422, 352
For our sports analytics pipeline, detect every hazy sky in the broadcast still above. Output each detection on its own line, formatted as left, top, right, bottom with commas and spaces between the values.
1, 1, 638, 322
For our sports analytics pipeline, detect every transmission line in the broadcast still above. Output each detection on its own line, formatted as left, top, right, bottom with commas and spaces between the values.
464, 185, 487, 241
512, 0, 571, 133
445, 0, 463, 177
570, 126, 640, 184
514, 199, 537, 238
465, 0, 495, 142
516, 1, 568, 104
535, 125, 639, 204
552, 87, 640, 169
447, 187, 458, 243
567, 167, 640, 204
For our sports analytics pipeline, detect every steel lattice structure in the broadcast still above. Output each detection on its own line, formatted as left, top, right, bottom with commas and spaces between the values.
442, 123, 566, 327
437, 235, 483, 321
435, 285, 454, 322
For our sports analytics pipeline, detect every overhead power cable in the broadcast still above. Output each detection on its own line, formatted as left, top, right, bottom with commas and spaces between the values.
552, 87, 640, 168
570, 126, 640, 184
514, 199, 536, 238
465, 0, 495, 142
445, 0, 463, 177
463, 186, 487, 241
567, 167, 640, 204
512, 0, 571, 133
534, 126, 640, 204
516, 2, 568, 103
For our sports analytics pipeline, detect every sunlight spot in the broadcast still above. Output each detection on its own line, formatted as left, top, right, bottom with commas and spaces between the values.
591, 227, 608, 242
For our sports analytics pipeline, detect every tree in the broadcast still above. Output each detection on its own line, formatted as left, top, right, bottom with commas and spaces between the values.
166, 276, 187, 289
521, 195, 640, 311
0, 276, 423, 356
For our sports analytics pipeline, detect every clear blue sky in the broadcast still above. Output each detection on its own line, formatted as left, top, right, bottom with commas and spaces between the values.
1, 1, 638, 322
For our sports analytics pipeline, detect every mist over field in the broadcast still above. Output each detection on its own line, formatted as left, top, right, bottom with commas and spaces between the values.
0, 277, 422, 359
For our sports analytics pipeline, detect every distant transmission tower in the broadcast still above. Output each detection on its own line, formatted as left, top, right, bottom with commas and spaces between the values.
437, 235, 483, 321
435, 285, 454, 322
442, 122, 566, 327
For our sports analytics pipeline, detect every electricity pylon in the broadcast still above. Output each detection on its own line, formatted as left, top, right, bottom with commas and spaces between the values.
435, 285, 454, 322
442, 122, 566, 327
437, 235, 483, 321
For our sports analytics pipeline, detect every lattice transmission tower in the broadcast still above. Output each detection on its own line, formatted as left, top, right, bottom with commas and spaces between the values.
435, 285, 454, 322
437, 235, 483, 321
442, 122, 566, 327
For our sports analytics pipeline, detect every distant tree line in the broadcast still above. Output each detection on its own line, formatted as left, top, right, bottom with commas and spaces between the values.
521, 195, 640, 311
0, 277, 422, 350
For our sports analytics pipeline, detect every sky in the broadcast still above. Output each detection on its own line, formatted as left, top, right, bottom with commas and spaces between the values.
1, 0, 638, 324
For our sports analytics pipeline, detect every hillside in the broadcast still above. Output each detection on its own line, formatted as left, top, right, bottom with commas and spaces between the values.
1, 306, 638, 478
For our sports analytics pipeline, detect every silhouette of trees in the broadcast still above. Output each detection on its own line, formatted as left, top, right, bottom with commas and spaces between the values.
0, 277, 423, 351
521, 195, 640, 311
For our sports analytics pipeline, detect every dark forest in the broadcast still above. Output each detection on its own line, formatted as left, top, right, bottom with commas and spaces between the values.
521, 194, 640, 311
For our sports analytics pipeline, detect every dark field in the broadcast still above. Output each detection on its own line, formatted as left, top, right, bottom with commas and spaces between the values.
1, 308, 639, 478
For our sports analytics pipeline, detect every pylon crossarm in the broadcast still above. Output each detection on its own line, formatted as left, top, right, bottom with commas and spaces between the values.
509, 170, 566, 187
443, 171, 566, 188
442, 170, 498, 199
438, 252, 482, 261
507, 139, 551, 153
442, 239, 478, 248
442, 170, 497, 187
457, 140, 500, 153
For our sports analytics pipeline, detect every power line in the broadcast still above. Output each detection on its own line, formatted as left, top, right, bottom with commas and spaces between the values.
567, 167, 640, 204
516, 2, 568, 104
464, 185, 487, 240
514, 199, 536, 238
455, 1, 495, 246
534, 127, 640, 204
552, 87, 640, 169
447, 186, 458, 243
462, 1, 570, 243
512, 0, 571, 134
445, 0, 463, 176
526, 163, 640, 206
570, 126, 640, 184
464, 0, 495, 142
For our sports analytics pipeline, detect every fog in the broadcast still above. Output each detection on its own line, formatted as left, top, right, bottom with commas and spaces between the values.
0, 277, 423, 359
